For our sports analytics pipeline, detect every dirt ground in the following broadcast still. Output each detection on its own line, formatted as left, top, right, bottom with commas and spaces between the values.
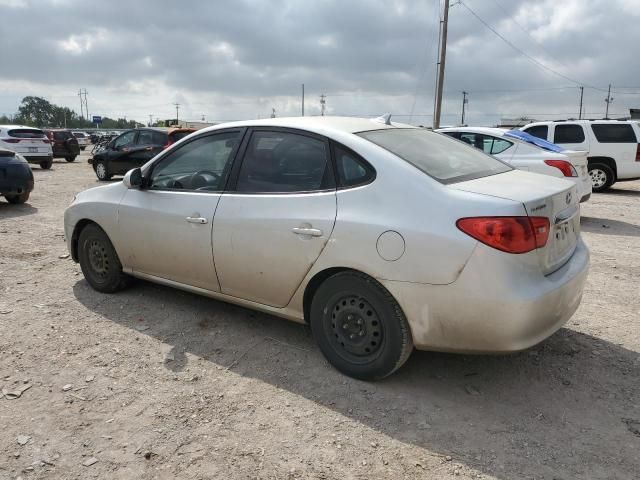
0, 150, 638, 480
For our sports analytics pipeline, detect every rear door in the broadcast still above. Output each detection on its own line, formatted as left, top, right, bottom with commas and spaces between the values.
551, 124, 589, 153
212, 128, 337, 307
589, 123, 640, 178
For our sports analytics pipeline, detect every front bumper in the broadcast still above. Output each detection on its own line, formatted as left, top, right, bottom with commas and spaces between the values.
381, 239, 590, 353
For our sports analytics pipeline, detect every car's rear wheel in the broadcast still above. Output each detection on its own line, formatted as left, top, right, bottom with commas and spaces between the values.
5, 192, 29, 204
95, 161, 111, 181
588, 163, 615, 192
65, 156, 76, 162
40, 160, 52, 169
310, 271, 413, 380
78, 224, 130, 293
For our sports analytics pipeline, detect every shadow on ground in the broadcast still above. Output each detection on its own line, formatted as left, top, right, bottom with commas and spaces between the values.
604, 187, 640, 197
581, 216, 640, 237
0, 201, 38, 220
73, 279, 640, 479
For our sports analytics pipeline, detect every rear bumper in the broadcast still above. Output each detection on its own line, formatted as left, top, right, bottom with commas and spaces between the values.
23, 153, 52, 164
381, 239, 590, 353
575, 175, 592, 203
0, 165, 34, 195
52, 147, 80, 157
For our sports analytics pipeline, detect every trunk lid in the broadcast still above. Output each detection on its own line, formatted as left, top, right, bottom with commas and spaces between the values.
449, 170, 580, 275
561, 149, 589, 180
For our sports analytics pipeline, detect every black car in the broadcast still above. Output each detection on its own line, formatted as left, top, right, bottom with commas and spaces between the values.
43, 129, 80, 162
90, 127, 195, 180
0, 149, 34, 204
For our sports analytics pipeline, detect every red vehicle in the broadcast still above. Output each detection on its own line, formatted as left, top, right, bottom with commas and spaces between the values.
43, 129, 80, 162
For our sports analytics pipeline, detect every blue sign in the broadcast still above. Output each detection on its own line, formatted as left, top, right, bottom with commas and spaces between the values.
92, 116, 102, 124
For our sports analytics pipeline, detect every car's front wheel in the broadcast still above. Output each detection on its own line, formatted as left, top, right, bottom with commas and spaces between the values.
5, 192, 30, 204
78, 224, 130, 293
310, 271, 414, 380
94, 161, 111, 181
588, 163, 615, 192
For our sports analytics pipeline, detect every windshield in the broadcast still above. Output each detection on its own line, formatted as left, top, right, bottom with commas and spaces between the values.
357, 128, 512, 184
505, 130, 564, 152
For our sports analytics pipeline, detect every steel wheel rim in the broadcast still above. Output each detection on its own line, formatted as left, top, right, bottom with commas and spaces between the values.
96, 163, 106, 179
589, 168, 607, 188
325, 294, 384, 363
87, 240, 109, 279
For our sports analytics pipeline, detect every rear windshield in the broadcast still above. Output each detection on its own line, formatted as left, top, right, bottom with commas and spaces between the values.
8, 128, 46, 139
590, 123, 637, 143
357, 128, 512, 184
53, 131, 72, 141
73, 132, 86, 138
169, 131, 193, 142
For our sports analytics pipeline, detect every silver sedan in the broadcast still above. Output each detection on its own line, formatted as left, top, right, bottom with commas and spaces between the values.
64, 116, 589, 380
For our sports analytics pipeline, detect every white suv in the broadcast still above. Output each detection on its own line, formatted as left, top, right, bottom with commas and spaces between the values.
520, 120, 640, 192
0, 125, 54, 169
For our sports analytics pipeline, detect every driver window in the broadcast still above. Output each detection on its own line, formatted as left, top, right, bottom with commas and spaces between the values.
114, 131, 136, 149
149, 132, 240, 191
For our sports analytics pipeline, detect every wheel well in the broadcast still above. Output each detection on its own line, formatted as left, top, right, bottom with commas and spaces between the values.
70, 219, 98, 262
302, 267, 365, 323
588, 156, 617, 177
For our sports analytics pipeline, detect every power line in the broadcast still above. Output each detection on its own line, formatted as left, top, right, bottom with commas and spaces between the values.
459, 1, 603, 90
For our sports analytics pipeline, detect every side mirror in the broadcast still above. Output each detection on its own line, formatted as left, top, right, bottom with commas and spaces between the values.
123, 168, 143, 189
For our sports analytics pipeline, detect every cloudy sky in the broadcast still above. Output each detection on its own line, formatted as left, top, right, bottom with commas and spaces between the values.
1, 0, 639, 126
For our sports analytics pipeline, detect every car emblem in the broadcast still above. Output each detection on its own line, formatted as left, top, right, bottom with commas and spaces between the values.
565, 192, 572, 204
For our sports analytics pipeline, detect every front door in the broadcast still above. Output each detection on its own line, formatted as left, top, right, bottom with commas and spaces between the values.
213, 129, 337, 307
117, 130, 243, 291
109, 130, 138, 174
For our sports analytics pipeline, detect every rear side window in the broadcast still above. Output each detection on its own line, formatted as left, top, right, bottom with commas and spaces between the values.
523, 125, 548, 140
553, 124, 585, 143
136, 130, 154, 145
236, 131, 332, 193
152, 131, 168, 145
8, 128, 46, 139
333, 144, 375, 188
591, 123, 637, 143
358, 128, 511, 184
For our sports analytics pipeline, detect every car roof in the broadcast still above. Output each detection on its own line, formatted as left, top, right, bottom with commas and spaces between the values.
0, 124, 45, 130
437, 126, 509, 136
198, 116, 415, 137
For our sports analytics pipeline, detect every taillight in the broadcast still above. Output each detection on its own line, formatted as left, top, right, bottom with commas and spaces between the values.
544, 159, 577, 177
456, 216, 550, 254
4, 138, 20, 143
635, 144, 640, 162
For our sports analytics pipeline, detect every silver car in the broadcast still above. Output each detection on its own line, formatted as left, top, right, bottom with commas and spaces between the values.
64, 116, 589, 380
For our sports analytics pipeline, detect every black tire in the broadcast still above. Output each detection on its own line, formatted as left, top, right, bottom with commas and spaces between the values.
78, 223, 130, 293
310, 271, 413, 380
65, 156, 77, 162
588, 163, 615, 192
40, 160, 52, 170
5, 192, 29, 204
80, 147, 86, 151
94, 161, 111, 181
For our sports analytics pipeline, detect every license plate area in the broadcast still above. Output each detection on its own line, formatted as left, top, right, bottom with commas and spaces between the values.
28, 147, 38, 153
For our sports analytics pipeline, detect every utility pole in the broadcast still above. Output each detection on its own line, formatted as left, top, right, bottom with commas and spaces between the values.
604, 84, 613, 119
271, 108, 276, 118
77, 88, 88, 120
433, 0, 450, 129
83, 89, 88, 121
301, 84, 305, 116
173, 102, 180, 125
578, 86, 584, 119
461, 91, 468, 125
148, 114, 154, 127
320, 94, 326, 116
78, 89, 84, 119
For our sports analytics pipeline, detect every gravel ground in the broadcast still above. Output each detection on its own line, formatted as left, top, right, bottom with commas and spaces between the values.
0, 151, 639, 480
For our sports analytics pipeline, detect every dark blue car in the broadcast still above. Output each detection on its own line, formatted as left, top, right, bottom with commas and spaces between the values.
0, 149, 34, 204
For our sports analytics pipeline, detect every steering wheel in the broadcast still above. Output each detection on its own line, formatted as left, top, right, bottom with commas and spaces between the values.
191, 170, 220, 190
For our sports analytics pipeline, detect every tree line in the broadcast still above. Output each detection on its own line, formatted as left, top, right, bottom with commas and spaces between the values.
0, 96, 140, 129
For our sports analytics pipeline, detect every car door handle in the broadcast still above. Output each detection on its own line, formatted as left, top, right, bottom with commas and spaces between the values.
292, 227, 323, 237
186, 216, 208, 224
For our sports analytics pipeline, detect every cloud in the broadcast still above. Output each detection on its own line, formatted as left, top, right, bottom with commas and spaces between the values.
0, 0, 638, 125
